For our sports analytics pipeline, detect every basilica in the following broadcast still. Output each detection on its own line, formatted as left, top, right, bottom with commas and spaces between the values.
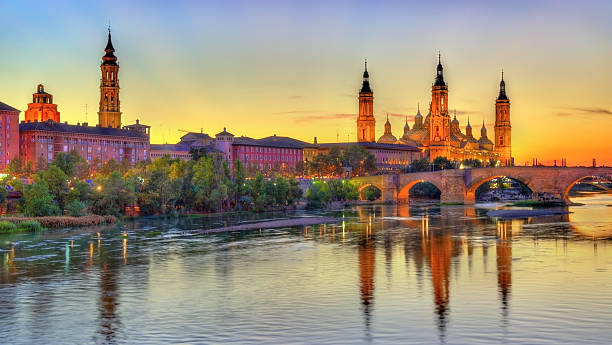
357, 56, 512, 166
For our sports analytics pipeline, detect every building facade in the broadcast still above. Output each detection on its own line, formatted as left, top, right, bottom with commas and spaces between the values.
362, 56, 512, 165
232, 135, 312, 170
0, 102, 20, 169
19, 121, 149, 165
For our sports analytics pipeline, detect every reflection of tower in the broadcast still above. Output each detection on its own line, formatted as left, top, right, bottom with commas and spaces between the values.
428, 53, 451, 160
494, 72, 512, 166
496, 221, 512, 311
420, 218, 458, 342
358, 232, 375, 338
98, 29, 122, 128
98, 262, 121, 343
357, 60, 376, 142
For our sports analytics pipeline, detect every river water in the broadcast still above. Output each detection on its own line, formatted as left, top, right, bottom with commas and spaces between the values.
1, 193, 611, 345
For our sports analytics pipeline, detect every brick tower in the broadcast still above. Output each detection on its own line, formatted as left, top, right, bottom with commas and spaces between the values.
357, 60, 376, 142
24, 84, 60, 123
98, 29, 122, 128
428, 53, 451, 160
494, 72, 512, 166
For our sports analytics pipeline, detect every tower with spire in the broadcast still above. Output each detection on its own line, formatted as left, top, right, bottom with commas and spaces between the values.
428, 53, 452, 160
357, 60, 376, 142
494, 71, 512, 165
98, 28, 122, 128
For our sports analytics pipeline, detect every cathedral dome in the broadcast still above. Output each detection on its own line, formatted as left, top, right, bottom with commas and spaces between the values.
378, 115, 398, 144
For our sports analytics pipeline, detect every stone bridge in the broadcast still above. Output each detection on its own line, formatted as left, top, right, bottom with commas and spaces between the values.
351, 167, 612, 204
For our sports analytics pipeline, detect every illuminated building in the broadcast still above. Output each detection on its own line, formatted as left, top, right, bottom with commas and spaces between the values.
0, 102, 20, 168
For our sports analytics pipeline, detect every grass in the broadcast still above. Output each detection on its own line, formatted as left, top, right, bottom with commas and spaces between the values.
0, 220, 43, 234
511, 200, 566, 208
0, 215, 117, 229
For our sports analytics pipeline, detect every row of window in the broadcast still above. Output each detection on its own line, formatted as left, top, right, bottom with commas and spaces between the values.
240, 153, 300, 162
235, 146, 299, 154
29, 136, 147, 148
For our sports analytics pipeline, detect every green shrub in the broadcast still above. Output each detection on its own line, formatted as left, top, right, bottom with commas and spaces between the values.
65, 200, 87, 217
16, 220, 43, 232
0, 221, 17, 233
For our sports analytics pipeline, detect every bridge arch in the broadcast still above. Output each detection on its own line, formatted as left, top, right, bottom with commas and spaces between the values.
358, 183, 383, 201
465, 175, 533, 204
397, 179, 443, 203
563, 175, 612, 203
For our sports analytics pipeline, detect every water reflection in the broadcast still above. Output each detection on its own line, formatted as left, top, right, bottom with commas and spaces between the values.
358, 226, 375, 340
0, 194, 611, 344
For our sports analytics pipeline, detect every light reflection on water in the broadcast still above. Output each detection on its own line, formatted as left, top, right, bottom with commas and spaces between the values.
0, 194, 611, 345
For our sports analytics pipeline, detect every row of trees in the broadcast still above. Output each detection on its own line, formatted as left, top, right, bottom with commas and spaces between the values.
4, 150, 304, 217
306, 146, 377, 177
406, 157, 497, 172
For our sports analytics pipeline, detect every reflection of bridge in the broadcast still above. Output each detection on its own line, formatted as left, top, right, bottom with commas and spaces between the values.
351, 167, 612, 204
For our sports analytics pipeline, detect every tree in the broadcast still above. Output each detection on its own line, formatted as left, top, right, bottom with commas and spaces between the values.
53, 150, 88, 178
341, 145, 376, 176
37, 165, 70, 209
91, 171, 137, 216
409, 158, 430, 172
461, 158, 482, 169
22, 180, 61, 217
432, 156, 455, 170
305, 181, 331, 209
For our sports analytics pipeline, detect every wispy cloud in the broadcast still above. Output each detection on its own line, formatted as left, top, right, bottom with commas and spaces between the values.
272, 110, 314, 115
554, 107, 612, 118
567, 107, 612, 115
293, 113, 356, 124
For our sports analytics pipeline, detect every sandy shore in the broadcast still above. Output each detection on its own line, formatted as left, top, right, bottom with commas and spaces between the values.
199, 217, 340, 234
487, 209, 570, 219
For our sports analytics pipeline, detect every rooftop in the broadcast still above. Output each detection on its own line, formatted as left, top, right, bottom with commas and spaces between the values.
316, 141, 421, 152
233, 135, 316, 149
19, 120, 149, 139
0, 101, 20, 112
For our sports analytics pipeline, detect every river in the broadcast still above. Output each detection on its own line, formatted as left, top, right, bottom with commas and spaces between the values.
1, 193, 611, 344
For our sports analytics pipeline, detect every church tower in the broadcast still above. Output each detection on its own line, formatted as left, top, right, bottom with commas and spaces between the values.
428, 53, 451, 160
98, 29, 122, 128
494, 72, 512, 165
357, 60, 375, 142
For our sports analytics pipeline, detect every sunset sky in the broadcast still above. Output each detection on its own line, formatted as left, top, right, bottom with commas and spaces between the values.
0, 0, 610, 166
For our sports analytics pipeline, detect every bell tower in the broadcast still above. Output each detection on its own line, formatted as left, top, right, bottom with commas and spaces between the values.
494, 71, 512, 165
357, 60, 376, 142
98, 28, 122, 128
428, 53, 451, 160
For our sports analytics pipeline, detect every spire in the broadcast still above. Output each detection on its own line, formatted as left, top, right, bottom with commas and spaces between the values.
482, 120, 486, 130
467, 116, 471, 128
360, 59, 372, 93
434, 52, 446, 87
102, 28, 118, 66
497, 69, 508, 100
417, 103, 420, 114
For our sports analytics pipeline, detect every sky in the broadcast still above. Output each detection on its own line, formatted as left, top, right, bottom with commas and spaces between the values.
0, 0, 610, 166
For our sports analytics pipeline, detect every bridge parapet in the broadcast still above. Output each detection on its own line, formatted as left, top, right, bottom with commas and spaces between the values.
349, 167, 612, 204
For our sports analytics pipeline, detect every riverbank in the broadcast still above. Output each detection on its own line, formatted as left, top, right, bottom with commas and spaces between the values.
198, 216, 340, 234
487, 209, 570, 219
0, 215, 117, 233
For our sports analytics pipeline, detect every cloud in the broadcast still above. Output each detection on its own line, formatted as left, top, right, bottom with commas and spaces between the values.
290, 95, 306, 99
293, 113, 357, 124
554, 107, 612, 118
567, 107, 612, 116
272, 110, 314, 115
